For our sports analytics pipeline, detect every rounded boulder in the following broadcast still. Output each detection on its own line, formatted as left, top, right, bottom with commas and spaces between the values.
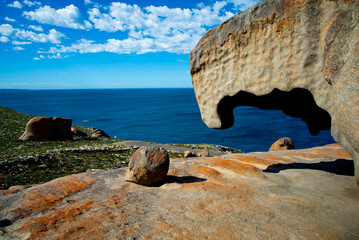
125, 146, 170, 186
269, 137, 295, 151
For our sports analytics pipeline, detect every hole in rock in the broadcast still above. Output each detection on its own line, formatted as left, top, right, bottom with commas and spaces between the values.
217, 88, 331, 136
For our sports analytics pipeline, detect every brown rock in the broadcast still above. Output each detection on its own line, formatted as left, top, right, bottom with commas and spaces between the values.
125, 146, 169, 186
269, 137, 295, 151
184, 151, 196, 158
71, 127, 88, 137
19, 116, 73, 141
197, 148, 210, 157
190, 0, 359, 185
91, 129, 110, 138
18, 116, 54, 141
53, 117, 72, 140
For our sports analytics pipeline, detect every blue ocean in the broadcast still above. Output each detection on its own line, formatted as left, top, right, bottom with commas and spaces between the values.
0, 88, 334, 152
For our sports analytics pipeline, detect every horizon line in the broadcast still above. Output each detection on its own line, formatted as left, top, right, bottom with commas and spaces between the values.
0, 87, 195, 91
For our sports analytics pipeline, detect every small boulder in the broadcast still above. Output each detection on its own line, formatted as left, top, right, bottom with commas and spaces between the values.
184, 151, 196, 158
91, 129, 110, 138
125, 146, 170, 186
269, 137, 295, 151
197, 148, 210, 157
71, 127, 88, 137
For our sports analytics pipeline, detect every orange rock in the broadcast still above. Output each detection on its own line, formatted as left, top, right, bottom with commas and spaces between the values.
269, 137, 295, 151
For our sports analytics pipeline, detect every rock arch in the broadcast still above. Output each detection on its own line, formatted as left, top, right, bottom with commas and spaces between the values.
190, 0, 359, 185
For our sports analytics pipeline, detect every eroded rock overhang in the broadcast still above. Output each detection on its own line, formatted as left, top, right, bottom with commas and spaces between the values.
190, 0, 359, 185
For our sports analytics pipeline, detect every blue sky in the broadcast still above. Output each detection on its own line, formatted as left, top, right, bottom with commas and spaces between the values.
0, 0, 259, 89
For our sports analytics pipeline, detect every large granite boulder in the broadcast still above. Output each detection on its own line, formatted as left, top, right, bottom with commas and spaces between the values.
125, 146, 170, 186
190, 0, 359, 185
19, 117, 73, 141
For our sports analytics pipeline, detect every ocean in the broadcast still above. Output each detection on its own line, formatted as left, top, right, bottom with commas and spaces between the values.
0, 88, 334, 152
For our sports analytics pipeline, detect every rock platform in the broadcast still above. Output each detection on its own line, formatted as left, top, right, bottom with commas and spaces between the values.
1, 144, 358, 239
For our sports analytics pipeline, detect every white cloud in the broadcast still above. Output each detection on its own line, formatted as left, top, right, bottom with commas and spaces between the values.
23, 4, 93, 30
83, 1, 234, 54
0, 36, 9, 43
47, 53, 69, 59
32, 1, 259, 57
28, 25, 43, 31
23, 0, 41, 7
84, 0, 94, 5
0, 24, 65, 44
12, 40, 32, 45
15, 29, 65, 44
0, 24, 15, 36
33, 53, 69, 60
5, 17, 16, 22
7, 1, 23, 8
227, 0, 260, 11
13, 46, 25, 51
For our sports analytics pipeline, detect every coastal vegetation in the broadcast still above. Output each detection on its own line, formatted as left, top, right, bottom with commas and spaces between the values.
0, 106, 241, 189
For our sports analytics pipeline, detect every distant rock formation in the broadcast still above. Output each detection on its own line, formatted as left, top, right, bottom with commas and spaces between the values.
91, 129, 110, 138
71, 127, 88, 137
184, 151, 196, 158
125, 146, 169, 186
190, 0, 359, 185
197, 148, 210, 157
269, 137, 295, 151
19, 117, 73, 141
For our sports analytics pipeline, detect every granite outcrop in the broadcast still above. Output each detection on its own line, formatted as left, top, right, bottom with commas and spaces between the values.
1, 144, 358, 239
18, 117, 73, 141
190, 0, 359, 185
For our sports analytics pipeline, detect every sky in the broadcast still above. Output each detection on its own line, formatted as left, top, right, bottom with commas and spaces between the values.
0, 0, 260, 89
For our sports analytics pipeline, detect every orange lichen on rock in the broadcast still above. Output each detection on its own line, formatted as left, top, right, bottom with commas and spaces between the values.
253, 154, 294, 163
17, 200, 94, 239
310, 149, 351, 158
229, 156, 287, 166
192, 164, 222, 179
8, 173, 94, 217
0, 189, 20, 195
199, 157, 259, 174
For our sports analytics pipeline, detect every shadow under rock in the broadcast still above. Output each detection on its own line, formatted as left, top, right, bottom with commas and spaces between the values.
152, 175, 207, 187
263, 159, 354, 176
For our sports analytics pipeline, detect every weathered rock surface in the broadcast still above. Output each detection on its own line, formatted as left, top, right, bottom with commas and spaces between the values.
1, 144, 358, 239
269, 137, 295, 151
91, 129, 110, 138
125, 146, 170, 186
19, 117, 73, 141
197, 148, 210, 157
71, 127, 87, 137
190, 0, 359, 185
184, 151, 196, 158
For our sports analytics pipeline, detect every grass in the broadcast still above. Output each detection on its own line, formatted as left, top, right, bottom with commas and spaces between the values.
0, 106, 242, 189
0, 106, 136, 189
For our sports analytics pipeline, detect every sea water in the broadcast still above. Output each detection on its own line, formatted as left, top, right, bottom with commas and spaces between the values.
0, 88, 334, 152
